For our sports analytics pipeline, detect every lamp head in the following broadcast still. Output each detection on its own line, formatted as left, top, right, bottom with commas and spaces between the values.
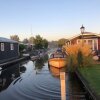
80, 25, 85, 33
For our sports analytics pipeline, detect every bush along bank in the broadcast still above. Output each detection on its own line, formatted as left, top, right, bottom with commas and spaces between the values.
63, 44, 100, 99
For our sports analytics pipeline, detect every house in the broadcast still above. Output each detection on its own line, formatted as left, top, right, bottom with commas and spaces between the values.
0, 37, 19, 63
66, 32, 100, 51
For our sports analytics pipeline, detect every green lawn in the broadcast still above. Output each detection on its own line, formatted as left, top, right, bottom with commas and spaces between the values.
79, 64, 100, 96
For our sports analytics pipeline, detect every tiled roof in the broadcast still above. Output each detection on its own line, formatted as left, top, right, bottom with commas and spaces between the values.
0, 37, 18, 43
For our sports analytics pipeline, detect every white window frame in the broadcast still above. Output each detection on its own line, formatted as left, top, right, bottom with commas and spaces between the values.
10, 43, 14, 50
1, 43, 4, 51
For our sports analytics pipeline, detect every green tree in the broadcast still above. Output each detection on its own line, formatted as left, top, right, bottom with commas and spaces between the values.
34, 35, 43, 49
29, 36, 34, 44
23, 38, 29, 44
10, 35, 19, 42
42, 39, 48, 49
58, 38, 68, 47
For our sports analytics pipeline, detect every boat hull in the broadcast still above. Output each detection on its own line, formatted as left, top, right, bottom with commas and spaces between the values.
48, 58, 67, 68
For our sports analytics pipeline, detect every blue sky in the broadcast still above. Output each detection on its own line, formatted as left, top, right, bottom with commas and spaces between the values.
0, 0, 100, 41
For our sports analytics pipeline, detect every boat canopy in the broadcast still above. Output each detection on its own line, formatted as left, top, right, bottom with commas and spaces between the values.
50, 53, 67, 59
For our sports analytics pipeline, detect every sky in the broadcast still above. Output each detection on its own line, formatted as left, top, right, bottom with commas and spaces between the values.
0, 0, 100, 41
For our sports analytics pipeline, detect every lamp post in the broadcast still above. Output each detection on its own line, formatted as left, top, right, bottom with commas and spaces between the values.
80, 25, 85, 46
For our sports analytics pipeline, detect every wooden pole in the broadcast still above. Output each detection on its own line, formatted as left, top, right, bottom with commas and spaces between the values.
60, 72, 66, 100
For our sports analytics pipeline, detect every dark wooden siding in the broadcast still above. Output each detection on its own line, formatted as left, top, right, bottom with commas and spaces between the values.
0, 42, 19, 63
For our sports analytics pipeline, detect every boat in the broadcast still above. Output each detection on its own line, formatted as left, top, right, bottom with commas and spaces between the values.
48, 49, 67, 68
31, 55, 40, 60
49, 66, 65, 76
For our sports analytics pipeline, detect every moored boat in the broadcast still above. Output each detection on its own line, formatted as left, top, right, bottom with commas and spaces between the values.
31, 55, 40, 60
49, 66, 65, 76
48, 49, 67, 68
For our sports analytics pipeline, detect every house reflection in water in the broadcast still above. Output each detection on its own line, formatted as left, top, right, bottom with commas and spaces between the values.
0, 63, 26, 92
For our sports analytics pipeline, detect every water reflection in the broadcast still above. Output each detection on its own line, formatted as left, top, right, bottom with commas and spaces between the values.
20, 66, 26, 73
49, 65, 65, 77
35, 59, 44, 71
0, 54, 92, 100
43, 54, 49, 63
0, 64, 20, 92
0, 62, 26, 92
34, 54, 48, 71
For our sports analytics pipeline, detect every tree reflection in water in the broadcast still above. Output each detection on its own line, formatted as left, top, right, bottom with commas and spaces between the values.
34, 54, 49, 72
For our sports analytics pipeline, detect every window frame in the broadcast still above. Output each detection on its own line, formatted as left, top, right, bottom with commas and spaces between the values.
10, 43, 14, 50
1, 43, 4, 51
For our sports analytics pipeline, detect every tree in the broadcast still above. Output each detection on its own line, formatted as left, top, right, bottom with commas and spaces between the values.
58, 38, 68, 47
19, 44, 26, 52
29, 36, 34, 44
34, 35, 43, 49
10, 35, 19, 42
42, 39, 48, 49
23, 38, 29, 44
48, 41, 58, 48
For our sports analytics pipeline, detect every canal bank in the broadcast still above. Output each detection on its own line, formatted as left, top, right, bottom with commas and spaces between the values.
0, 56, 30, 68
0, 50, 48, 69
75, 66, 100, 100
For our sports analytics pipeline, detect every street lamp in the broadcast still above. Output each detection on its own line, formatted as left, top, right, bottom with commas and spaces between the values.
80, 25, 85, 45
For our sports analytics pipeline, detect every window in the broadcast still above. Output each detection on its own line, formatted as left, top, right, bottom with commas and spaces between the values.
10, 43, 14, 50
88, 40, 92, 49
84, 40, 86, 43
77, 39, 82, 44
78, 40, 80, 43
94, 40, 97, 50
88, 40, 92, 45
1, 43, 4, 51
77, 40, 80, 44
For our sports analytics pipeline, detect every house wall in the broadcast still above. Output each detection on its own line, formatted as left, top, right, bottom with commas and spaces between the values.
98, 38, 100, 51
0, 42, 19, 63
71, 38, 77, 45
76, 38, 98, 50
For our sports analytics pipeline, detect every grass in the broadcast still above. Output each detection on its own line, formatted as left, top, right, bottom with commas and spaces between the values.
79, 64, 100, 96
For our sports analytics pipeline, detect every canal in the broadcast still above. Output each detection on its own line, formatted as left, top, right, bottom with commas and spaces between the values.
0, 54, 92, 100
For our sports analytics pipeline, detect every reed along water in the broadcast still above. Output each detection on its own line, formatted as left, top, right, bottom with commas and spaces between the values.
0, 54, 92, 100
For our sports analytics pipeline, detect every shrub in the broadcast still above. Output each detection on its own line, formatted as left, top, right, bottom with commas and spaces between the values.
63, 44, 92, 71
77, 50, 83, 67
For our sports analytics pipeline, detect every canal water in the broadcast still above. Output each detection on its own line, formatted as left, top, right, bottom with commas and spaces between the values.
0, 54, 91, 100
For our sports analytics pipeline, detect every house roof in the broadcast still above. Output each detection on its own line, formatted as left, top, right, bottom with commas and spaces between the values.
68, 32, 100, 41
0, 37, 18, 43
